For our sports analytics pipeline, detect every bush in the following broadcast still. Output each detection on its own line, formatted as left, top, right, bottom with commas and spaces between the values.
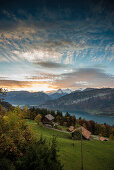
109, 133, 114, 141
72, 130, 81, 140
0, 107, 63, 170
0, 157, 15, 170
0, 107, 35, 159
34, 114, 42, 125
16, 136, 63, 170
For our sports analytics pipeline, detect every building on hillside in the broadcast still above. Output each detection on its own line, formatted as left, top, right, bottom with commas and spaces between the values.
71, 126, 91, 140
43, 114, 55, 125
53, 122, 59, 127
99, 137, 108, 141
69, 126, 74, 132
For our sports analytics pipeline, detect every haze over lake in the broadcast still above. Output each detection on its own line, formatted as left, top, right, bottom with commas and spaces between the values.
63, 111, 114, 126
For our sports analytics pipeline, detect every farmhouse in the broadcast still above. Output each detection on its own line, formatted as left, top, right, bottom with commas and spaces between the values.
69, 126, 74, 132
72, 126, 91, 140
43, 114, 55, 124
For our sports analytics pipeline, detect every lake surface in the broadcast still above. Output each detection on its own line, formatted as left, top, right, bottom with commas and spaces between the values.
63, 111, 114, 125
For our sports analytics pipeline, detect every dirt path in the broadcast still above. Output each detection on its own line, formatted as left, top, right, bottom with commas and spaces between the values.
44, 126, 71, 134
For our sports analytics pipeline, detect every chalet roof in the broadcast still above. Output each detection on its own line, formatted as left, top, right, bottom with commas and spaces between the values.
99, 137, 108, 141
72, 126, 91, 139
45, 114, 54, 121
69, 126, 74, 132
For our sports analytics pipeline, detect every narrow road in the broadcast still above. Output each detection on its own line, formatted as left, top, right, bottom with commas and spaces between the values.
44, 126, 71, 134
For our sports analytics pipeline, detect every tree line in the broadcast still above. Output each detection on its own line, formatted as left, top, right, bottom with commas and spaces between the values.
22, 106, 114, 139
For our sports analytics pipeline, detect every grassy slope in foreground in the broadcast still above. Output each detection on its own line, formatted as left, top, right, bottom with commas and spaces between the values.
26, 120, 114, 170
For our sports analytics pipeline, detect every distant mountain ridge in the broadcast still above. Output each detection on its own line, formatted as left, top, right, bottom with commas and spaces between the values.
5, 91, 51, 106
4, 88, 114, 116
5, 89, 72, 105
41, 88, 114, 116
48, 89, 72, 99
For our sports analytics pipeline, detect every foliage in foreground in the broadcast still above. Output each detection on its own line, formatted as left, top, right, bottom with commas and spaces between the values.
0, 107, 34, 159
16, 137, 63, 170
0, 106, 63, 170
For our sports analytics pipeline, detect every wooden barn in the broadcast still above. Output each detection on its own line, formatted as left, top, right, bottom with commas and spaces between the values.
71, 126, 91, 140
69, 126, 75, 132
99, 137, 108, 141
43, 114, 55, 125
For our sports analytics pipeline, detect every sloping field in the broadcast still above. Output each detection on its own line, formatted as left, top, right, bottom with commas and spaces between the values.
26, 120, 114, 170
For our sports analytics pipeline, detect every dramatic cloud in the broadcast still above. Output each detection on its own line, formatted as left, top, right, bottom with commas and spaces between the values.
35, 61, 68, 69
52, 68, 114, 89
0, 0, 114, 91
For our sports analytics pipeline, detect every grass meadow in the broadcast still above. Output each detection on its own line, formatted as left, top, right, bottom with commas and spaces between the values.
26, 120, 114, 170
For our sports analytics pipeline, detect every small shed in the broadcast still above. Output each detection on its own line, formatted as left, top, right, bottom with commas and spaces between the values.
99, 137, 108, 141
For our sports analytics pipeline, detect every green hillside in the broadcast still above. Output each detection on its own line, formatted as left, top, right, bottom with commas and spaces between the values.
26, 120, 114, 170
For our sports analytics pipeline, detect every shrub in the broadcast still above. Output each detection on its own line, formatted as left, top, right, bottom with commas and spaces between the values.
0, 157, 15, 170
0, 107, 35, 159
34, 114, 42, 125
72, 130, 81, 140
16, 136, 63, 170
109, 133, 114, 141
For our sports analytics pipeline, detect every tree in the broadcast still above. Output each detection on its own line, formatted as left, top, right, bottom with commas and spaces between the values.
56, 110, 62, 117
35, 114, 42, 125
16, 136, 63, 170
22, 106, 30, 119
0, 88, 7, 102
0, 107, 34, 159
94, 123, 101, 135
65, 112, 70, 117
88, 120, 95, 134
0, 105, 2, 115
56, 115, 61, 123
71, 116, 76, 126
0, 106, 63, 170
72, 130, 81, 140
0, 156, 15, 170
0, 88, 7, 115
109, 133, 114, 141
29, 107, 38, 120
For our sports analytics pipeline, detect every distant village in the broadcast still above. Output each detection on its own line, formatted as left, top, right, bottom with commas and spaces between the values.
36, 112, 109, 141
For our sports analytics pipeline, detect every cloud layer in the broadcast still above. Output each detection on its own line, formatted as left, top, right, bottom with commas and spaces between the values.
0, 0, 114, 91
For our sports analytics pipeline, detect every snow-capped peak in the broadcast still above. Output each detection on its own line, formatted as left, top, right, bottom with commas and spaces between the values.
62, 89, 72, 94
56, 89, 64, 94
48, 89, 72, 95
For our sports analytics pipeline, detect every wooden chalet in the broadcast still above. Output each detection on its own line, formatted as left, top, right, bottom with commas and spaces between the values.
43, 114, 55, 125
71, 126, 91, 140
69, 126, 74, 132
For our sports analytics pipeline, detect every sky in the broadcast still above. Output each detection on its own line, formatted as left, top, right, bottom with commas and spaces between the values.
0, 0, 114, 92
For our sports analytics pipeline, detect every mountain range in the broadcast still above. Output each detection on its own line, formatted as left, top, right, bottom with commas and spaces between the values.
48, 89, 72, 99
41, 88, 114, 116
4, 88, 114, 116
5, 91, 51, 106
5, 89, 72, 106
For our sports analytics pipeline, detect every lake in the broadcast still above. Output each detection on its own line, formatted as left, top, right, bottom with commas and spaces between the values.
63, 111, 114, 125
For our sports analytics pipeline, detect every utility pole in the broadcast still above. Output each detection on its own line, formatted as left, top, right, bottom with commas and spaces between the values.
81, 128, 83, 170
